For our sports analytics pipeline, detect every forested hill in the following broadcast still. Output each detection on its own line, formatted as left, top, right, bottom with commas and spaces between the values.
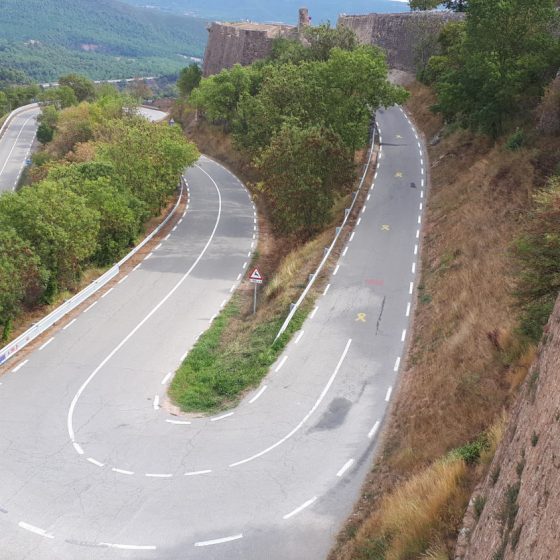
0, 0, 207, 82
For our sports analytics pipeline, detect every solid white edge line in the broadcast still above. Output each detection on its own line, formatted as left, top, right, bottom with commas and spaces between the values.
336, 459, 355, 478
385, 386, 393, 402
161, 372, 173, 385
67, 163, 224, 446
230, 339, 352, 468
283, 496, 318, 520
368, 420, 381, 439
195, 534, 243, 547
275, 355, 288, 372
18, 522, 54, 539
249, 385, 268, 404
210, 412, 234, 422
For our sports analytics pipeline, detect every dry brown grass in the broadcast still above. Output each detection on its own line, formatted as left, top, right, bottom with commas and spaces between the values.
330, 81, 544, 560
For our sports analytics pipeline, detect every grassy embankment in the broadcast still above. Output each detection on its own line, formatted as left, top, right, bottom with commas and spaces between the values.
169, 113, 374, 413
330, 81, 551, 560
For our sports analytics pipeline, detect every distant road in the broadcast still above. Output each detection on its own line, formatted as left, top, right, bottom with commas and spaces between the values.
137, 106, 168, 122
0, 104, 40, 192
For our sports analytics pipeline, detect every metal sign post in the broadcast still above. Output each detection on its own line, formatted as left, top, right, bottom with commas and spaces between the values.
249, 267, 263, 315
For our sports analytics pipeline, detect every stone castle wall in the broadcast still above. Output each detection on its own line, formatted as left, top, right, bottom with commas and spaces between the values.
202, 11, 465, 77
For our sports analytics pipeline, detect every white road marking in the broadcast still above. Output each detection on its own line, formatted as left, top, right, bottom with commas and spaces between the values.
230, 285, 236, 293
195, 534, 243, 547
87, 458, 105, 467
310, 306, 319, 320
412, 262, 416, 274
12, 360, 28, 373
421, 158, 424, 166
368, 420, 381, 439
283, 497, 317, 520
406, 302, 411, 317
419, 203, 423, 211
118, 275, 129, 285
153, 395, 160, 410
83, 301, 97, 314
172, 226, 178, 232
221, 299, 227, 308
185, 470, 212, 476
0, 114, 37, 183
182, 211, 187, 218
323, 284, 331, 296
100, 543, 157, 551
247, 251, 251, 257
362, 205, 367, 214
39, 337, 54, 351
401, 329, 407, 342
367, 194, 371, 201
418, 215, 422, 224
230, 339, 352, 468
275, 356, 288, 372
342, 247, 348, 257
243, 262, 248, 269
67, 164, 224, 449
350, 232, 355, 242
101, 288, 114, 298
112, 468, 134, 475
209, 314, 217, 323
145, 473, 172, 478
133, 263, 142, 271
414, 244, 418, 256
374, 171, 378, 180
295, 330, 305, 344
417, 141, 421, 149
211, 412, 234, 422
385, 386, 393, 402
164, 234, 171, 241
416, 230, 420, 239
237, 273, 242, 281
18, 522, 54, 539
333, 264, 340, 276
249, 385, 268, 404
178, 219, 183, 225
356, 217, 362, 226
63, 318, 78, 330
181, 349, 189, 361
336, 459, 355, 478
166, 419, 191, 425
145, 252, 153, 261
161, 372, 173, 385
409, 281, 414, 294
394, 357, 401, 372
155, 243, 162, 251
421, 167, 425, 176
73, 443, 84, 455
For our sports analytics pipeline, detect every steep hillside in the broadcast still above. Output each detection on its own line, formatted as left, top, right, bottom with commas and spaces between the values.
0, 0, 207, 81
458, 296, 560, 560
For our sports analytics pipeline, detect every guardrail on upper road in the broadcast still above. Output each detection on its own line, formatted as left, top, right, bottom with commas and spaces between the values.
0, 103, 39, 143
0, 176, 186, 367
274, 124, 377, 341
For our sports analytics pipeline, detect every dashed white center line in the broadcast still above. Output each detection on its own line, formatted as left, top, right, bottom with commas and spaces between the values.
18, 522, 54, 540
249, 385, 268, 404
83, 301, 97, 314
385, 386, 393, 402
12, 360, 28, 373
275, 355, 288, 372
87, 458, 105, 468
118, 275, 129, 285
310, 306, 319, 319
368, 420, 381, 439
112, 468, 134, 475
336, 458, 355, 478
333, 264, 340, 276
283, 497, 317, 520
39, 337, 54, 351
401, 329, 407, 342
211, 412, 234, 422
323, 283, 331, 296
394, 357, 401, 372
101, 288, 114, 298
185, 469, 212, 477
195, 534, 243, 547
295, 330, 305, 344
153, 395, 160, 410
145, 473, 173, 478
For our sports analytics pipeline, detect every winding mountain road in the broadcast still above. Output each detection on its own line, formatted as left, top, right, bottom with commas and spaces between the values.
0, 105, 427, 559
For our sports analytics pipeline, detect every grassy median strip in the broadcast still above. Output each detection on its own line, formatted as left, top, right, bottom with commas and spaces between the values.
169, 295, 311, 413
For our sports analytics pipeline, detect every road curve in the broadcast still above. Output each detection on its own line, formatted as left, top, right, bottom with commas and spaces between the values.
0, 105, 426, 559
0, 104, 40, 192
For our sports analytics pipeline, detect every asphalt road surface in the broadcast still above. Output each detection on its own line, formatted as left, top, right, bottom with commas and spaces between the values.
0, 104, 40, 193
0, 105, 426, 559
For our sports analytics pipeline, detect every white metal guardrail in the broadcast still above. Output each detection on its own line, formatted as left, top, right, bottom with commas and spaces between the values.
0, 103, 39, 142
0, 177, 186, 366
275, 126, 377, 341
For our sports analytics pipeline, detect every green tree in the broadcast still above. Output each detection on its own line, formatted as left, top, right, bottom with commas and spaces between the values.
256, 123, 355, 237
444, 0, 469, 11
0, 228, 46, 340
303, 23, 358, 61
433, 0, 560, 136
59, 74, 96, 102
178, 63, 202, 98
38, 85, 77, 109
409, 0, 440, 9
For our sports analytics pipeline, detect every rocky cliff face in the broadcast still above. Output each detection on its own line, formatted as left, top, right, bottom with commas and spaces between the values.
337, 11, 465, 72
458, 296, 560, 560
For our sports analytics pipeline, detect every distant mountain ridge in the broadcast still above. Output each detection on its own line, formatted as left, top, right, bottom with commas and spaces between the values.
0, 0, 208, 82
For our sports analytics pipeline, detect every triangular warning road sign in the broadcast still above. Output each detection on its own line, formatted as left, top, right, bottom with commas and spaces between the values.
249, 267, 263, 283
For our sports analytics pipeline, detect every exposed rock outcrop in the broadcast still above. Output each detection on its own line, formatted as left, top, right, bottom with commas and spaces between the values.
458, 296, 560, 560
